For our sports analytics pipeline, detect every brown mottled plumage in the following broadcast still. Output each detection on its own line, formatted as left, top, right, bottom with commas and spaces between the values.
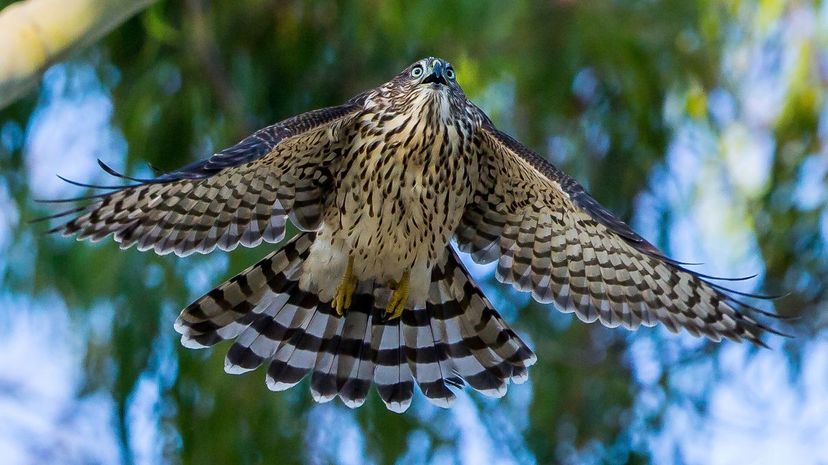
43, 57, 782, 413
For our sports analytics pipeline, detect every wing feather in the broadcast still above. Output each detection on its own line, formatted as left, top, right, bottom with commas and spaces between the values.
45, 94, 368, 256
458, 119, 783, 345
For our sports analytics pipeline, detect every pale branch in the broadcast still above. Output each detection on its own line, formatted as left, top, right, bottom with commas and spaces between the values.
0, 0, 157, 110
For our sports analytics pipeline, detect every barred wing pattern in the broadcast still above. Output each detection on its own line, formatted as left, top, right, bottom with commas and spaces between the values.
175, 233, 535, 412
47, 96, 366, 256
456, 122, 779, 345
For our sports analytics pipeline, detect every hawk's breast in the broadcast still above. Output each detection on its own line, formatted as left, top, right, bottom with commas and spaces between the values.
301, 95, 479, 304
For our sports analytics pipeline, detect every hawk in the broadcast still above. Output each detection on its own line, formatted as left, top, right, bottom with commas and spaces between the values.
44, 57, 781, 413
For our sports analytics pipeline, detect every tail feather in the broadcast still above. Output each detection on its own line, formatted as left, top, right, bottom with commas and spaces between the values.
449, 273, 537, 383
308, 305, 346, 403
228, 289, 315, 375
426, 260, 508, 397
265, 298, 325, 391
402, 307, 456, 407
335, 292, 376, 408
371, 315, 415, 413
174, 234, 536, 413
430, 283, 508, 398
174, 233, 313, 348
419, 248, 538, 398
223, 292, 291, 374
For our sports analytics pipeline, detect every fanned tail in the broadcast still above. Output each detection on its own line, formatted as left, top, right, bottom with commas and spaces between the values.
175, 237, 536, 413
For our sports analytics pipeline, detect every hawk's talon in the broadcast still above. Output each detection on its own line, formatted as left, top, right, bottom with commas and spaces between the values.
385, 271, 409, 320
334, 257, 357, 316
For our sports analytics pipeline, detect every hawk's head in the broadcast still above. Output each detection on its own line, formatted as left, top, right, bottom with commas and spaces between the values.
378, 57, 469, 123
399, 57, 460, 90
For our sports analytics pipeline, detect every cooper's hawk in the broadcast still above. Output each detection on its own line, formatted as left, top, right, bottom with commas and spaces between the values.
45, 57, 781, 412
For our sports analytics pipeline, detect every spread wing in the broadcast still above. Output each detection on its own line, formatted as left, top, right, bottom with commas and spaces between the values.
456, 118, 783, 345
43, 93, 368, 257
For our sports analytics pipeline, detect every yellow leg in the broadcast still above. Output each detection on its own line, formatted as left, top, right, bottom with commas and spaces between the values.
333, 257, 357, 316
385, 271, 409, 320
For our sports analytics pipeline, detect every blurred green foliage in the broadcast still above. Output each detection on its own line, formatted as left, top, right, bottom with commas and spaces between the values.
0, 0, 824, 464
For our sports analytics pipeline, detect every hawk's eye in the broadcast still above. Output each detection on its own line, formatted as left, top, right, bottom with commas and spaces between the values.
446, 68, 455, 80
410, 65, 424, 78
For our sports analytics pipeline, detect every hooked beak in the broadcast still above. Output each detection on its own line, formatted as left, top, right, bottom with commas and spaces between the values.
422, 60, 448, 86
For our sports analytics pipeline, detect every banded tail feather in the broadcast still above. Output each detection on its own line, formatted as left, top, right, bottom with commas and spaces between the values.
174, 233, 535, 412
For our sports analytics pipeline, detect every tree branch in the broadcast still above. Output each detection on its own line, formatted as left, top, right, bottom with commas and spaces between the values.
0, 0, 157, 110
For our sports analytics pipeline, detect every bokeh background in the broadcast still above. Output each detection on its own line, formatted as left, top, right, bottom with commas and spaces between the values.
1, 1, 826, 464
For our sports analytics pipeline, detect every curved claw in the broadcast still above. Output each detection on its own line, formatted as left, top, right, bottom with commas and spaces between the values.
385, 271, 409, 321
334, 257, 357, 316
